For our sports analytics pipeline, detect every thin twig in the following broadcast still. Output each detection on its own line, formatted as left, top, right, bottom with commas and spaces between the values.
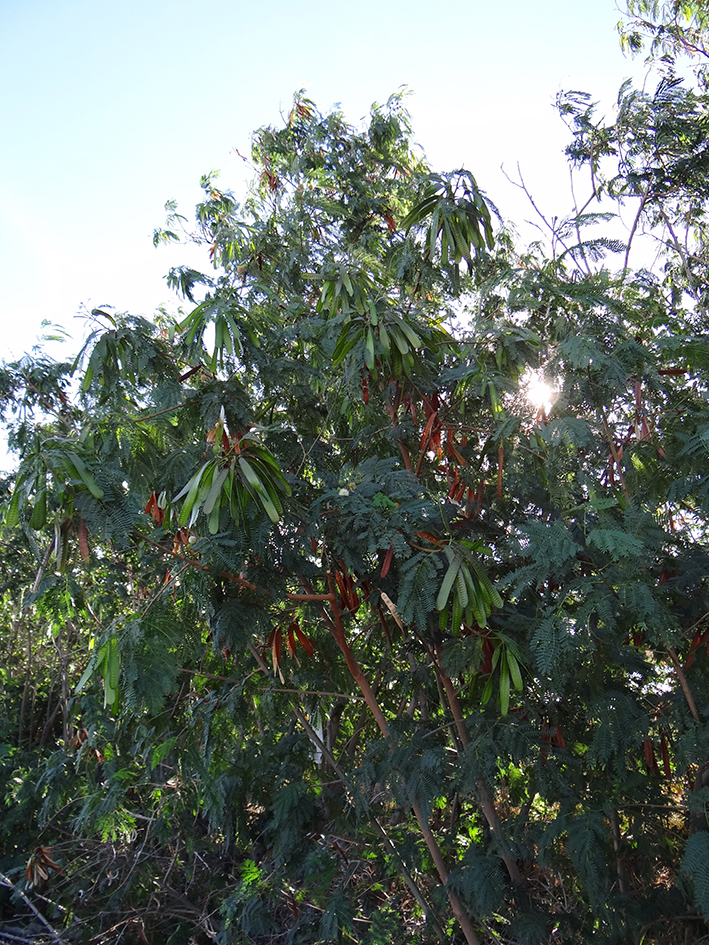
132, 530, 256, 590
180, 667, 364, 702
569, 166, 592, 276
0, 871, 68, 945
141, 564, 190, 618
502, 164, 586, 274
264, 687, 363, 701
623, 185, 651, 272
295, 394, 339, 478
133, 401, 192, 424
31, 539, 55, 596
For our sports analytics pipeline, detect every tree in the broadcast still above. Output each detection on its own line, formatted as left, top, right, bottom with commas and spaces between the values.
620, 0, 709, 65
2, 21, 709, 945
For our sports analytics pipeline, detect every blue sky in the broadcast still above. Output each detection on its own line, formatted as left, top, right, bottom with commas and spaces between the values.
0, 0, 645, 362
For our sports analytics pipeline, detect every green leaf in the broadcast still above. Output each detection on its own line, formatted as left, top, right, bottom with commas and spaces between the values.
437, 552, 462, 611
499, 654, 510, 716
455, 568, 469, 609
378, 322, 390, 355
332, 326, 360, 366
176, 462, 210, 525
204, 465, 230, 516
151, 736, 177, 772
239, 457, 281, 522
107, 636, 120, 690
66, 452, 104, 499
390, 325, 409, 355
4, 482, 23, 528
396, 318, 422, 350
587, 528, 644, 560
682, 832, 709, 921
506, 648, 523, 692
75, 644, 105, 695
29, 488, 47, 530
365, 327, 375, 371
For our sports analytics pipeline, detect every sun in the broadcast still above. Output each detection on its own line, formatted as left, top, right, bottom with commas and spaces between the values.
524, 371, 557, 414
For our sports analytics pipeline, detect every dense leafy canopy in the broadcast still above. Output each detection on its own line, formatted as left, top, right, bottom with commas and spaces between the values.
2, 8, 709, 944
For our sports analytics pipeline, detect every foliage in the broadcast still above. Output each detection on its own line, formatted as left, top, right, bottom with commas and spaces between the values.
2, 12, 709, 942
619, 0, 709, 69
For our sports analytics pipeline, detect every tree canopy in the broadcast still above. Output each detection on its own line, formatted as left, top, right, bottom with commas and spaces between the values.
2, 8, 709, 945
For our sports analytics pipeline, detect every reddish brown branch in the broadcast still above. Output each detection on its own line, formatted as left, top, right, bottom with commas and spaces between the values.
292, 707, 449, 944
286, 592, 335, 602
600, 411, 630, 501
385, 389, 414, 473
436, 665, 524, 887
415, 411, 438, 477
324, 571, 391, 735
399, 440, 414, 473
315, 571, 479, 945
668, 645, 701, 724
410, 804, 480, 945
133, 530, 257, 590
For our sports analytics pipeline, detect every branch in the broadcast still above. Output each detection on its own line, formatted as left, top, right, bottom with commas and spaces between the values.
0, 871, 68, 945
31, 538, 55, 596
600, 409, 630, 501
409, 804, 481, 945
503, 164, 586, 274
623, 184, 651, 272
569, 166, 592, 276
668, 644, 701, 724
141, 564, 190, 618
133, 401, 193, 424
300, 568, 481, 945
132, 530, 257, 590
435, 664, 524, 887
291, 704, 448, 945
286, 592, 335, 602
181, 666, 365, 703
609, 807, 629, 895
324, 569, 391, 735
659, 207, 699, 299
